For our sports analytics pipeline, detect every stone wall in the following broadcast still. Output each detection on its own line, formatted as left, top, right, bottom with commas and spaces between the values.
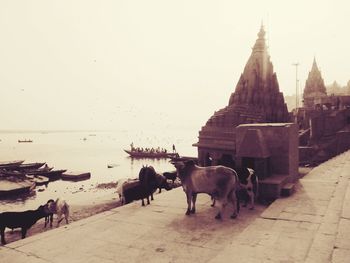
236, 123, 299, 180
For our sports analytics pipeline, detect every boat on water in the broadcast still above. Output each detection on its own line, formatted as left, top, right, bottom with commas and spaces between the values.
124, 149, 179, 159
61, 171, 91, 181
18, 139, 33, 143
0, 179, 35, 198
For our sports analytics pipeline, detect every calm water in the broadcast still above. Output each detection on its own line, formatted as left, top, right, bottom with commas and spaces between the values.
0, 128, 198, 211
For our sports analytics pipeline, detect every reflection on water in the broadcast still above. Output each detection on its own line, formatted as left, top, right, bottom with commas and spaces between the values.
0, 129, 197, 211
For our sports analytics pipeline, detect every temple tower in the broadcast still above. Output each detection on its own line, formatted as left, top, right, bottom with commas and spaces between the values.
303, 58, 327, 108
194, 25, 290, 167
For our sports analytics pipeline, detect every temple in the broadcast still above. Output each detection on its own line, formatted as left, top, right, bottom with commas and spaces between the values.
303, 57, 328, 109
297, 58, 350, 164
194, 25, 290, 169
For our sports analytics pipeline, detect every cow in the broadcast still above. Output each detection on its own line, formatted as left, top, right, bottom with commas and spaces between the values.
172, 160, 239, 220
0, 205, 51, 245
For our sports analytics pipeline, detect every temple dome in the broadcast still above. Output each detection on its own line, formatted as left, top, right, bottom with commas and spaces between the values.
196, 25, 290, 152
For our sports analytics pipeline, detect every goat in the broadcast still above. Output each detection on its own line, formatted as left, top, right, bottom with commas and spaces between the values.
0, 205, 50, 245
46, 198, 70, 227
172, 160, 239, 220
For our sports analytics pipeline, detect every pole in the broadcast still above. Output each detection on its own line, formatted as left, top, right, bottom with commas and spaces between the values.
292, 63, 299, 109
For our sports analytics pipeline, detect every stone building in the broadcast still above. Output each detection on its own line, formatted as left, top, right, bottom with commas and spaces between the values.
303, 58, 328, 109
298, 59, 350, 164
193, 25, 295, 200
194, 25, 290, 168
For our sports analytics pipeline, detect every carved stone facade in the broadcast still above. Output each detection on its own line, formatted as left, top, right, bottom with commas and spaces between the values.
194, 25, 290, 168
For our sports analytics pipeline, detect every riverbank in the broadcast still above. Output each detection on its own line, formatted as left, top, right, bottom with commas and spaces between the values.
3, 191, 121, 245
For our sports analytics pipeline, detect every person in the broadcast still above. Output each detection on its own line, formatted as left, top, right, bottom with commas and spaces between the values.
172, 144, 176, 153
130, 142, 134, 151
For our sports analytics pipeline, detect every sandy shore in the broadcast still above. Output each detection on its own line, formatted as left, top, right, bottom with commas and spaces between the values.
2, 190, 122, 245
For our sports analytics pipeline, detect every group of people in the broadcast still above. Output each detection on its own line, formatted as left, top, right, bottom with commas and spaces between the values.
130, 143, 176, 154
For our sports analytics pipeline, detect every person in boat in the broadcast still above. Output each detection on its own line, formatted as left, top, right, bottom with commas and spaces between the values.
172, 144, 176, 153
130, 142, 135, 151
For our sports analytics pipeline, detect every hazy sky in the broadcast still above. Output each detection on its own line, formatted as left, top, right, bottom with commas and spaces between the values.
0, 0, 349, 130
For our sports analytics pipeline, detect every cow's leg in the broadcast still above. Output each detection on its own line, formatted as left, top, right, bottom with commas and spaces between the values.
249, 191, 255, 210
21, 228, 27, 239
151, 193, 154, 201
230, 190, 238, 219
211, 196, 216, 207
141, 198, 145, 206
147, 195, 151, 204
1, 227, 6, 245
65, 210, 69, 224
191, 193, 197, 213
215, 202, 222, 220
50, 214, 53, 227
57, 212, 63, 227
185, 192, 192, 215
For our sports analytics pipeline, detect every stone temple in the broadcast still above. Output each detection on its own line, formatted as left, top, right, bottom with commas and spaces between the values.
194, 25, 290, 170
303, 57, 328, 109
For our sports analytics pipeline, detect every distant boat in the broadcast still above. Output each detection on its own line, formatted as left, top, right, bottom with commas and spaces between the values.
18, 139, 33, 143
124, 149, 179, 159
61, 171, 91, 181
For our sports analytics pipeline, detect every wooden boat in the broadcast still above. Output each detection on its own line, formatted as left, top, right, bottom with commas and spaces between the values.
30, 169, 67, 181
124, 149, 179, 159
17, 162, 46, 171
26, 175, 49, 186
61, 172, 91, 181
18, 139, 33, 143
26, 165, 53, 175
0, 169, 25, 177
0, 160, 25, 170
0, 179, 35, 197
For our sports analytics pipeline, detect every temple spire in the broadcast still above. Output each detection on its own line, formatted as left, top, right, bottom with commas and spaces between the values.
312, 56, 319, 71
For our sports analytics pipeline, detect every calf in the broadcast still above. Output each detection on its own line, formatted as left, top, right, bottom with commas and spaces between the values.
172, 160, 239, 220
0, 205, 50, 245
236, 167, 258, 209
46, 198, 70, 227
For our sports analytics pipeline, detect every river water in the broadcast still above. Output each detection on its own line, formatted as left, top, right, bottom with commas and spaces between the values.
0, 128, 198, 211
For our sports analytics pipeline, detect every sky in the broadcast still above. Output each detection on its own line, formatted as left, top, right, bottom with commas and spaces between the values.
0, 0, 349, 130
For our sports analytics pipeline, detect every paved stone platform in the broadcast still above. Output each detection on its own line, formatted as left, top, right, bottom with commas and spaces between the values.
1, 150, 350, 262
